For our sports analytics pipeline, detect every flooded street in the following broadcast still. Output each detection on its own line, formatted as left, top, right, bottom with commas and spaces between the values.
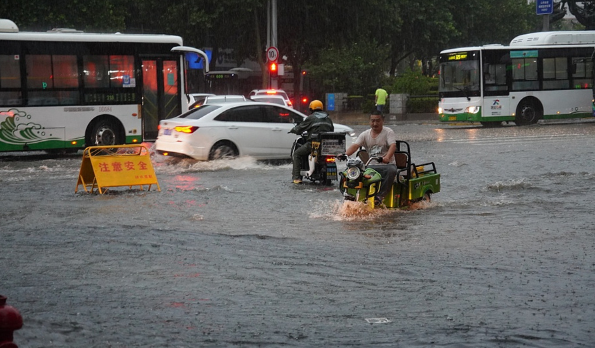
2, 120, 595, 347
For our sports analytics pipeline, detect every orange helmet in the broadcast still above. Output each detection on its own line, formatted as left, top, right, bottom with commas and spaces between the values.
309, 100, 323, 111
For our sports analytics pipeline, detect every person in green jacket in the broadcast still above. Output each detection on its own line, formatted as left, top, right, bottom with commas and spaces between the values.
375, 85, 388, 114
289, 100, 334, 184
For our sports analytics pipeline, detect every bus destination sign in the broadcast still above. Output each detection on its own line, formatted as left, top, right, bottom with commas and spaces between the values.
448, 52, 468, 61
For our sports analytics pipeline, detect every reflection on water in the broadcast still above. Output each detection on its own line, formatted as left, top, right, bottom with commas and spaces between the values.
169, 174, 202, 191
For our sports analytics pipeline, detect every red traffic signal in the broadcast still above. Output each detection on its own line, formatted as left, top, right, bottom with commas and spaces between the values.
269, 62, 278, 77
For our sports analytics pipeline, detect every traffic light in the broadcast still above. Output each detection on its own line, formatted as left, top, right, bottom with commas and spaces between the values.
269, 62, 278, 77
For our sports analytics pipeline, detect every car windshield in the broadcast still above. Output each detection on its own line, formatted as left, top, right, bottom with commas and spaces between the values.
176, 104, 221, 120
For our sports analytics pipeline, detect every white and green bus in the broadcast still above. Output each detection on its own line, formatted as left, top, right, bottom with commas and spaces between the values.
438, 31, 595, 126
0, 19, 208, 152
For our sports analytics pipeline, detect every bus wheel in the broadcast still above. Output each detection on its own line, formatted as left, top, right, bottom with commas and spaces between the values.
91, 120, 121, 146
209, 141, 238, 160
515, 100, 540, 126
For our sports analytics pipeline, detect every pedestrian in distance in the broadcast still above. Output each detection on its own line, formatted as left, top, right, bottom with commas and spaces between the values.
375, 85, 388, 114
343, 109, 397, 206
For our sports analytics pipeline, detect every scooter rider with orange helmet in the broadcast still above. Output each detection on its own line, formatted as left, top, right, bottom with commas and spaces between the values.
289, 100, 334, 184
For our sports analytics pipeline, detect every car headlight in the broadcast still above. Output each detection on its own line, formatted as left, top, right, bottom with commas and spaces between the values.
346, 166, 361, 180
465, 106, 481, 114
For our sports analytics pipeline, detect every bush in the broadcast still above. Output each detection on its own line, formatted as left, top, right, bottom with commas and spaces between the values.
392, 69, 432, 95
407, 96, 438, 113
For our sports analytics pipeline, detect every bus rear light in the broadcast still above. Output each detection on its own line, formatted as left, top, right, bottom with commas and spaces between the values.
326, 157, 336, 163
175, 126, 199, 133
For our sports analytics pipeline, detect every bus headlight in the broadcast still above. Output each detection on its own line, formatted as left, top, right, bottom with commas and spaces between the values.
465, 106, 481, 114
438, 107, 443, 114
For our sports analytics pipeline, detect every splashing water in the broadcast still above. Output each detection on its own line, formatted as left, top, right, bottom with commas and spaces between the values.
308, 199, 396, 221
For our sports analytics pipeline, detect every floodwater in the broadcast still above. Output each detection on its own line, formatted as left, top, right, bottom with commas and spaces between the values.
1, 120, 595, 347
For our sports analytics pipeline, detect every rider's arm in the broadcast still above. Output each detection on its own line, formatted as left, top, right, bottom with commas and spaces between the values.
345, 142, 360, 156
381, 143, 396, 164
290, 116, 313, 134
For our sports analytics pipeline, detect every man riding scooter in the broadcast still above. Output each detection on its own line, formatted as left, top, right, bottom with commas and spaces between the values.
289, 100, 334, 184
343, 110, 397, 206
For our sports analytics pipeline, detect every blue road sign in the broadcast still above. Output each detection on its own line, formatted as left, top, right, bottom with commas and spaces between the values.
536, 0, 553, 15
327, 93, 335, 111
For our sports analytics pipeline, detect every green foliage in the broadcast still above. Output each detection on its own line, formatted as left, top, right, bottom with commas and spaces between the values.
0, 0, 126, 31
3, 0, 589, 101
407, 97, 438, 113
306, 41, 389, 96
392, 69, 433, 95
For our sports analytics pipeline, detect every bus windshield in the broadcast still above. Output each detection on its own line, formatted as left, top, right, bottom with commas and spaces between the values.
439, 51, 480, 98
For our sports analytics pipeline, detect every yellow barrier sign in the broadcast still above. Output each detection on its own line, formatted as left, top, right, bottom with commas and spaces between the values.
75, 145, 160, 194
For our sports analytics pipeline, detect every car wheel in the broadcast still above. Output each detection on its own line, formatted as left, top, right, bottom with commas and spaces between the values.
209, 142, 238, 160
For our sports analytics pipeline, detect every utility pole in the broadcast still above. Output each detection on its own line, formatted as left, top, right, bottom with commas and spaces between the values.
267, 0, 278, 88
543, 13, 550, 31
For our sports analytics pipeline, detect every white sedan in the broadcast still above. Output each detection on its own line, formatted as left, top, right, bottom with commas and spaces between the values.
155, 102, 355, 160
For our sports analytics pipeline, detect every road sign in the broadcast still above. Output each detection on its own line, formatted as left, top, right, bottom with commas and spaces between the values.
266, 46, 279, 63
536, 0, 553, 15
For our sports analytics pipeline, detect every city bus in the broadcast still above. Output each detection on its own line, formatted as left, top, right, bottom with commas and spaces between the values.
438, 31, 595, 126
0, 19, 206, 152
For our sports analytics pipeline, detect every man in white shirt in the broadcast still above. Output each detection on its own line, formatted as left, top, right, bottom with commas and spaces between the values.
344, 110, 397, 206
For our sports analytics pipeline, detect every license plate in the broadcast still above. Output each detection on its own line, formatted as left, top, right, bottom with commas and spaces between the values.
327, 166, 337, 179
448, 116, 456, 121
164, 129, 172, 135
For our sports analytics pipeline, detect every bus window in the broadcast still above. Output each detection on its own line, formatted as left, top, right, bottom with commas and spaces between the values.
0, 55, 21, 106
571, 57, 593, 89
109, 55, 135, 88
53, 55, 78, 88
0, 55, 20, 88
83, 55, 110, 88
26, 55, 52, 89
542, 57, 569, 90
26, 55, 80, 105
512, 58, 539, 91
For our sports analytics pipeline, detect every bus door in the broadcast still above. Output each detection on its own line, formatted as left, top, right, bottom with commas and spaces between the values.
141, 58, 181, 140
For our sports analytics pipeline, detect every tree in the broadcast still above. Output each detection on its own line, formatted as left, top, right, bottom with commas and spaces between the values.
563, 0, 595, 29
387, 0, 457, 76
0, 0, 126, 31
307, 41, 389, 95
